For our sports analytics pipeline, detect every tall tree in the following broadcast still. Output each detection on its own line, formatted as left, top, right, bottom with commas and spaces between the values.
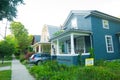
0, 35, 17, 64
5, 35, 19, 54
0, 0, 24, 21
10, 21, 31, 53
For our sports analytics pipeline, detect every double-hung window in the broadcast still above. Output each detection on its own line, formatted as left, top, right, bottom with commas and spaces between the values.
102, 19, 109, 29
71, 17, 78, 29
105, 35, 114, 53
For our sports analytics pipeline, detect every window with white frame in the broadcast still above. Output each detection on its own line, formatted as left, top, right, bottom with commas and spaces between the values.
102, 19, 109, 29
105, 35, 114, 53
71, 17, 77, 29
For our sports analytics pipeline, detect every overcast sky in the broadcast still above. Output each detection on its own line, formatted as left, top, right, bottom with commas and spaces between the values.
0, 0, 120, 39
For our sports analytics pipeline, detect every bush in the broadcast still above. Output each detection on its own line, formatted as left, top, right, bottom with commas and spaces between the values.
29, 60, 120, 80
19, 53, 25, 62
77, 66, 118, 80
25, 52, 34, 60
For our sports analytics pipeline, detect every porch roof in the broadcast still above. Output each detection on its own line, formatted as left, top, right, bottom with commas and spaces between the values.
50, 29, 92, 41
31, 41, 51, 47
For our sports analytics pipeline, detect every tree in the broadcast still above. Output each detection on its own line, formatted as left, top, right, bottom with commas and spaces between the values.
0, 0, 24, 21
0, 35, 17, 64
10, 21, 32, 53
5, 35, 19, 54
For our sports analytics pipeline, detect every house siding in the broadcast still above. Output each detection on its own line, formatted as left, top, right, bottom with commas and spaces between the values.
51, 10, 120, 66
64, 14, 92, 31
77, 15, 92, 30
64, 14, 73, 30
91, 16, 120, 60
57, 55, 89, 65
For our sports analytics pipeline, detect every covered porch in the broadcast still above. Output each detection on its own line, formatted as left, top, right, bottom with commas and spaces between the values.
31, 42, 51, 53
51, 29, 93, 65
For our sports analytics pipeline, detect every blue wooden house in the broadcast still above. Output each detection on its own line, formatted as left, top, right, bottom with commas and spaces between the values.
50, 10, 120, 65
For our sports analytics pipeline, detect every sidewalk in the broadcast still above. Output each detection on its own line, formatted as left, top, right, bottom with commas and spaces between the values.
11, 59, 35, 80
0, 66, 11, 71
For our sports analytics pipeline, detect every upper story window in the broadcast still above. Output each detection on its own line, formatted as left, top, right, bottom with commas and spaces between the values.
71, 17, 77, 29
105, 35, 114, 53
102, 19, 109, 29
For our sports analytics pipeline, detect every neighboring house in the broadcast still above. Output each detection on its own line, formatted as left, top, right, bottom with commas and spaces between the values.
50, 10, 120, 65
32, 24, 60, 53
31, 35, 41, 52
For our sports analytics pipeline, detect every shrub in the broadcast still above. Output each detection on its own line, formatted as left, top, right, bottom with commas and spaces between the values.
19, 53, 25, 62
29, 60, 120, 80
77, 66, 118, 80
25, 52, 33, 60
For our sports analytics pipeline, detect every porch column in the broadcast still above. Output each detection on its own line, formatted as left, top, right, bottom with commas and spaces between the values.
34, 47, 36, 52
70, 33, 75, 54
56, 39, 60, 54
38, 44, 41, 53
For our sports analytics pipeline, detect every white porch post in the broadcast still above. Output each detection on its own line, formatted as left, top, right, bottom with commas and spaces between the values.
70, 33, 75, 54
38, 44, 41, 53
34, 47, 36, 52
56, 39, 60, 54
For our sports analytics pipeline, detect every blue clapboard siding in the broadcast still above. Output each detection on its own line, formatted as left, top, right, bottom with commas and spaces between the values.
91, 16, 120, 60
57, 55, 90, 66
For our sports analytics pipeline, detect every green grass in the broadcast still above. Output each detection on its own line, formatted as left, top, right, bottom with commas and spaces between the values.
0, 62, 11, 67
0, 70, 11, 80
29, 60, 120, 80
0, 61, 11, 80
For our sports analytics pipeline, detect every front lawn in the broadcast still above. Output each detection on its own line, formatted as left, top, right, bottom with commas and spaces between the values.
0, 61, 11, 80
0, 62, 11, 67
29, 60, 120, 80
0, 70, 11, 80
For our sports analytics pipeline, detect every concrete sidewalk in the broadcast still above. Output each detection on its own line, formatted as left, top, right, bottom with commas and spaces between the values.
0, 66, 11, 71
11, 59, 35, 80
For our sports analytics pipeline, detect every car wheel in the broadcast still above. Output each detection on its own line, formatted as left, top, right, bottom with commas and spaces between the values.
37, 61, 42, 65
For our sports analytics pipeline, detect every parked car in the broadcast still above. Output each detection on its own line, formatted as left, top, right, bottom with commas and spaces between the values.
29, 53, 51, 65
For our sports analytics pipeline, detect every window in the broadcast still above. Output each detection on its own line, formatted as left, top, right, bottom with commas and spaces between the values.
102, 19, 109, 29
105, 35, 114, 53
71, 17, 77, 29
76, 37, 85, 53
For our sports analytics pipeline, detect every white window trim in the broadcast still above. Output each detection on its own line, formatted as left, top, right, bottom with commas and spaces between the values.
105, 35, 114, 53
102, 19, 109, 29
71, 17, 78, 29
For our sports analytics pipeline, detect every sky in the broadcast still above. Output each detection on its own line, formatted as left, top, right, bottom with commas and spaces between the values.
0, 0, 120, 39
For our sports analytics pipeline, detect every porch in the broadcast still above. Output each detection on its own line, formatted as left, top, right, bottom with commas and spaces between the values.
51, 29, 92, 65
31, 42, 51, 53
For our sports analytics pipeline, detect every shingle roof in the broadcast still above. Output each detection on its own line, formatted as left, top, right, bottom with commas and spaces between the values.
46, 25, 60, 39
63, 10, 120, 26
32, 35, 41, 44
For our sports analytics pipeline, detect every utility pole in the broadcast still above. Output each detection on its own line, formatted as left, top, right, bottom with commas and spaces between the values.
4, 19, 8, 39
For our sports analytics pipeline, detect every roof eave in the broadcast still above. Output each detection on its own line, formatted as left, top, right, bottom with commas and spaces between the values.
50, 29, 92, 41
91, 11, 120, 22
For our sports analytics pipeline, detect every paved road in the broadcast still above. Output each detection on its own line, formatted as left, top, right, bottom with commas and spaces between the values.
11, 59, 35, 80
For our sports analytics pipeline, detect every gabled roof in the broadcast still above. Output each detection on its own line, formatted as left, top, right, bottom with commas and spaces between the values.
90, 10, 120, 22
32, 35, 41, 45
63, 10, 120, 27
46, 25, 60, 38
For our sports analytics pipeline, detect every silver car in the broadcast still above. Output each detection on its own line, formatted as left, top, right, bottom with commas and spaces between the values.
29, 53, 51, 65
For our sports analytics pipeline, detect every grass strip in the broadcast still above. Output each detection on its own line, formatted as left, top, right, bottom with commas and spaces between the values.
0, 70, 11, 80
0, 62, 11, 67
